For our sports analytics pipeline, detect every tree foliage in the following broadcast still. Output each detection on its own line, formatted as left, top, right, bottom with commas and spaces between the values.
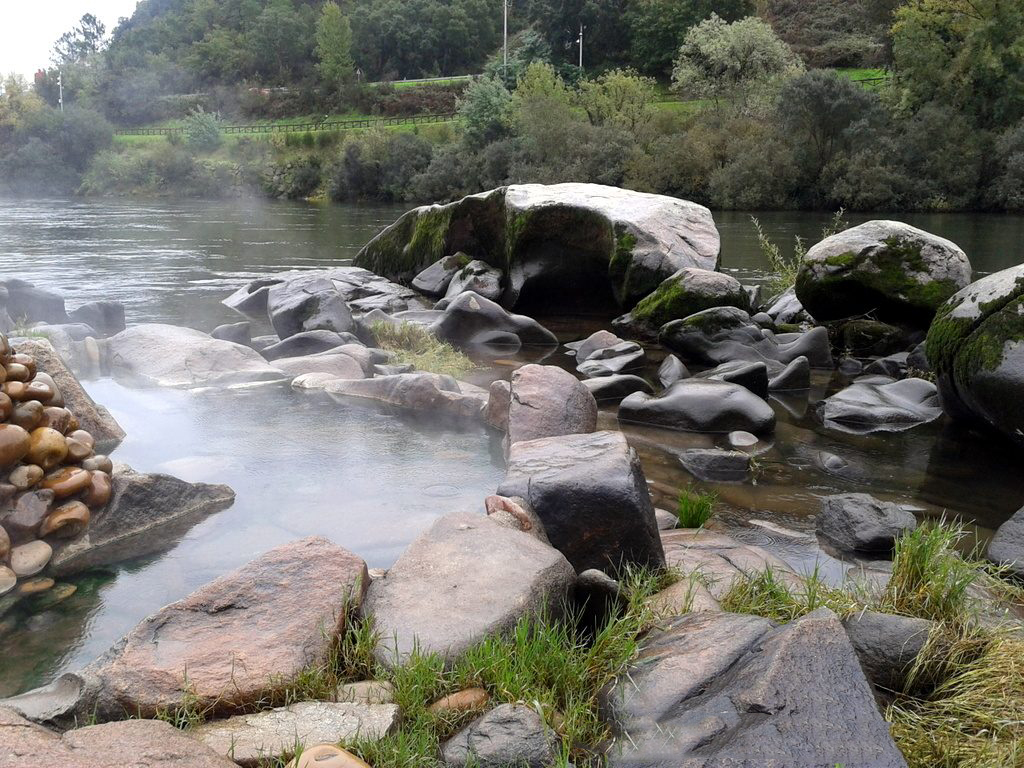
625, 0, 752, 76
52, 13, 108, 66
315, 2, 355, 89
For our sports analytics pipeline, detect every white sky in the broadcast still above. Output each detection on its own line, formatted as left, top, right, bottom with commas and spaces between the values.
0, 0, 140, 79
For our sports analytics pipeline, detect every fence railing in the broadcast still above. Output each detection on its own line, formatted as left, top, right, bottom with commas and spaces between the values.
114, 112, 457, 137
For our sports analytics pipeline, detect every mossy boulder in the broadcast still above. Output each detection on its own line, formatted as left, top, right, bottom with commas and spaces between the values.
613, 267, 748, 337
354, 183, 720, 311
925, 264, 1024, 445
795, 221, 971, 327
833, 319, 908, 357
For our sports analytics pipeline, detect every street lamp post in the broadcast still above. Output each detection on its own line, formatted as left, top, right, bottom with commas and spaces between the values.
503, 0, 509, 80
58, 71, 64, 113
578, 23, 584, 69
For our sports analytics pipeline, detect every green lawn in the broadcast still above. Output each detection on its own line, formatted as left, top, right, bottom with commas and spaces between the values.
836, 67, 889, 82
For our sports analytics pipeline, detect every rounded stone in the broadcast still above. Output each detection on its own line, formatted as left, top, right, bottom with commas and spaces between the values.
10, 353, 36, 378
81, 454, 114, 473
40, 467, 92, 499
0, 566, 15, 596
8, 463, 44, 490
67, 430, 95, 450
30, 582, 77, 609
22, 380, 56, 404
32, 372, 62, 407
0, 392, 11, 420
65, 437, 93, 462
26, 428, 68, 471
10, 540, 53, 577
728, 431, 759, 448
0, 527, 9, 561
428, 687, 490, 715
10, 401, 44, 431
82, 471, 112, 508
40, 500, 91, 538
39, 406, 72, 434
16, 576, 55, 596
287, 745, 371, 768
0, 424, 31, 469
3, 362, 30, 382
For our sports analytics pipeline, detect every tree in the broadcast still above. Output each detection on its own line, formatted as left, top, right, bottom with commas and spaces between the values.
672, 14, 803, 115
316, 2, 355, 89
577, 68, 657, 133
52, 13, 107, 66
458, 77, 514, 148
891, 0, 1024, 130
527, 0, 632, 70
625, 0, 752, 76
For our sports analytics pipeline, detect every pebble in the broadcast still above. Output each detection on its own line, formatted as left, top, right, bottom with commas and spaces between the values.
40, 467, 92, 498
8, 463, 44, 490
428, 687, 490, 715
30, 582, 76, 609
26, 427, 68, 470
10, 540, 53, 577
287, 744, 371, 768
0, 566, 16, 596
40, 500, 91, 538
16, 576, 55, 596
0, 526, 8, 560
10, 401, 43, 430
728, 430, 759, 448
0, 424, 30, 468
82, 470, 112, 508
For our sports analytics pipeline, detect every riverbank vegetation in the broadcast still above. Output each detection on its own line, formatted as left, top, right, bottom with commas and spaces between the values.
2, 0, 1022, 211
368, 322, 475, 378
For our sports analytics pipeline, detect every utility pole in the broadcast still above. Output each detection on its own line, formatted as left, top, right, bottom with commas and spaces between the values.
578, 23, 584, 70
503, 0, 509, 80
58, 71, 64, 113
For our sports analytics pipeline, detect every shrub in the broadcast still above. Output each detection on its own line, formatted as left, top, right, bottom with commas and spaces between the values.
184, 107, 223, 151
676, 487, 717, 528
369, 322, 474, 378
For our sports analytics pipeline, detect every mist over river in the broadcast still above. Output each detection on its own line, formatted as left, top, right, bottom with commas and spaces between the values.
1, 197, 1022, 697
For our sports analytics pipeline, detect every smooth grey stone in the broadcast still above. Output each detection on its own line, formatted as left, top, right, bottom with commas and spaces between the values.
412, 254, 467, 297
68, 300, 126, 336
679, 448, 750, 483
696, 360, 769, 398
582, 374, 653, 404
619, 379, 776, 435
210, 321, 251, 346
267, 275, 354, 339
817, 377, 942, 434
816, 493, 917, 553
843, 610, 934, 692
442, 703, 557, 768
657, 354, 690, 387
768, 355, 811, 391
987, 505, 1024, 578
261, 330, 360, 361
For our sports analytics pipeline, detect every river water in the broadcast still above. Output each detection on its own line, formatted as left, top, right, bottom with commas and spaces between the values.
1, 197, 1023, 697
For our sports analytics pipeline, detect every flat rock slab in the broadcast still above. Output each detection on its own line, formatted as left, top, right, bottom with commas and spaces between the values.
84, 537, 367, 720
365, 511, 575, 668
603, 609, 907, 767
323, 373, 485, 421
102, 324, 287, 388
0, 709, 236, 768
193, 701, 399, 766
50, 465, 236, 577
818, 376, 942, 434
659, 529, 797, 600
498, 431, 665, 574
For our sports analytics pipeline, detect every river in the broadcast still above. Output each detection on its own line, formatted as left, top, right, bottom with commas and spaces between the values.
0, 197, 1022, 697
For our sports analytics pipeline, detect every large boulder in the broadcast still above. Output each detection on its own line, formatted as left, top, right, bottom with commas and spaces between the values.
816, 493, 918, 553
81, 537, 367, 720
613, 267, 748, 337
412, 254, 468, 297
271, 352, 365, 381
365, 511, 575, 667
603, 609, 907, 767
68, 301, 126, 337
0, 279, 68, 325
576, 342, 647, 378
796, 220, 971, 326
497, 431, 665, 573
49, 465, 236, 577
0, 710, 237, 768
267, 276, 354, 339
261, 330, 359, 361
354, 184, 720, 311
619, 379, 776, 435
443, 259, 503, 302
925, 264, 1024, 446
583, 374, 653, 404
842, 610, 934, 693
430, 292, 557, 351
102, 324, 287, 388
14, 338, 125, 452
817, 377, 942, 434
660, 306, 832, 368
987, 504, 1024, 578
506, 364, 597, 445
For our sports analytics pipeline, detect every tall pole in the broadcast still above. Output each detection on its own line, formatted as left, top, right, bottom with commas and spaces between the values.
578, 23, 584, 70
58, 71, 64, 113
503, 0, 508, 80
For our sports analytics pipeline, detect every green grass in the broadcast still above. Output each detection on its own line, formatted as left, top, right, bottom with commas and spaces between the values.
675, 487, 717, 528
370, 321, 475, 378
836, 67, 888, 81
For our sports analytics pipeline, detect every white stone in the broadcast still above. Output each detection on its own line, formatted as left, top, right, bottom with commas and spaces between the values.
10, 541, 52, 577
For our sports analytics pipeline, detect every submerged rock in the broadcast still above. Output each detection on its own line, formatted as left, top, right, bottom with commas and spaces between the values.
695, 360, 769, 398
796, 220, 971, 326
818, 377, 942, 434
354, 183, 720, 310
365, 511, 575, 668
81, 537, 368, 721
576, 341, 646, 378
613, 267, 748, 337
323, 373, 485, 421
603, 609, 907, 767
68, 301, 126, 337
443, 259, 503, 302
660, 306, 832, 368
678, 448, 750, 483
582, 374, 653, 404
498, 431, 665, 573
816, 493, 918, 553
103, 324, 286, 388
506, 364, 597, 445
619, 379, 776, 435
925, 264, 1024, 446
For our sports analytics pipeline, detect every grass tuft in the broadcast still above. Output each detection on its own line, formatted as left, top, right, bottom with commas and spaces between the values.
676, 487, 717, 528
370, 321, 475, 378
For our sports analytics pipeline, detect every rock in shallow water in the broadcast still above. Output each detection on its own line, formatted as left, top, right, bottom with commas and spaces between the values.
619, 379, 776, 435
582, 374, 653, 404
430, 291, 557, 351
365, 511, 575, 668
507, 364, 596, 445
267, 275, 354, 339
76, 537, 367, 721
987, 505, 1024, 578
498, 431, 665, 574
816, 493, 918, 553
603, 609, 907, 767
614, 266, 748, 337
817, 376, 942, 434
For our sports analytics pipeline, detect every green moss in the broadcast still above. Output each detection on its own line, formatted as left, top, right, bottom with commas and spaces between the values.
951, 296, 1024, 387
632, 273, 745, 329
824, 250, 858, 268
